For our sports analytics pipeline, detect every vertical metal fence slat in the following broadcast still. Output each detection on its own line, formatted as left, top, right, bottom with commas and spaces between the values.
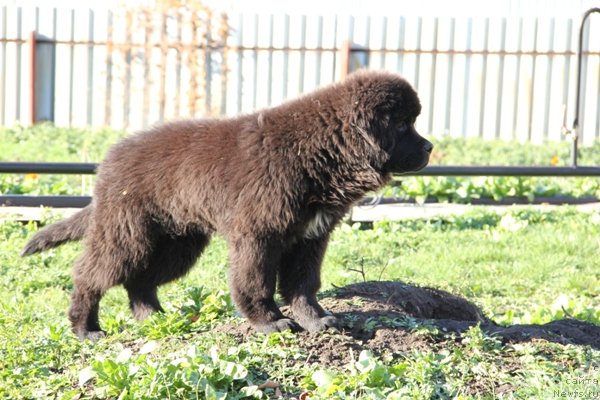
142, 10, 151, 127
396, 16, 405, 75
252, 14, 259, 110
461, 18, 473, 137
511, 18, 523, 140
15, 7, 22, 121
219, 14, 227, 116
364, 15, 371, 55
315, 15, 323, 87
527, 18, 539, 141
477, 18, 490, 138
330, 15, 337, 81
174, 13, 182, 118
379, 16, 387, 69
204, 14, 212, 115
51, 8, 57, 123
542, 18, 555, 140
104, 10, 112, 126
444, 18, 455, 135
266, 14, 274, 106
494, 18, 507, 139
282, 14, 290, 100
123, 10, 132, 129
414, 17, 422, 91
347, 15, 354, 46
236, 13, 243, 113
68, 9, 74, 125
298, 15, 306, 93
427, 17, 439, 135
86, 9, 94, 126
0, 6, 6, 126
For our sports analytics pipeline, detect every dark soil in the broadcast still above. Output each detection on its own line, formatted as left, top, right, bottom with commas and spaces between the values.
213, 281, 600, 368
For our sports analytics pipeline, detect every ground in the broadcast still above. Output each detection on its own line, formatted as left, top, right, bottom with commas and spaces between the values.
214, 281, 600, 369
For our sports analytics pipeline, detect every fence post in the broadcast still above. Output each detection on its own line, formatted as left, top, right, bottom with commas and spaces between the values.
340, 40, 370, 80
340, 40, 350, 79
28, 31, 56, 124
28, 31, 36, 124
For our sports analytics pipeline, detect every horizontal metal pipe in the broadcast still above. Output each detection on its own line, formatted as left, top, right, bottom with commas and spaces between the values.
0, 195, 91, 208
408, 166, 600, 177
360, 195, 600, 206
4, 191, 600, 209
0, 162, 97, 174
2, 166, 600, 208
2, 163, 600, 177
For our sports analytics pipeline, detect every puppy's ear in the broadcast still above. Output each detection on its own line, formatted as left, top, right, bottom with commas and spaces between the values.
378, 127, 396, 154
373, 107, 397, 152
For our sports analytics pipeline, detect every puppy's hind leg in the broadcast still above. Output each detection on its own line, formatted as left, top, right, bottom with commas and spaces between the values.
68, 251, 112, 341
68, 207, 156, 340
124, 284, 163, 321
278, 235, 339, 332
124, 231, 210, 321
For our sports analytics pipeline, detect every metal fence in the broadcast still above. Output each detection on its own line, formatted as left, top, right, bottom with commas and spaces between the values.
0, 6, 599, 144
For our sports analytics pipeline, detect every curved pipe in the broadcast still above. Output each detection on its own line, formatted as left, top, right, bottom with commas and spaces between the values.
570, 8, 600, 167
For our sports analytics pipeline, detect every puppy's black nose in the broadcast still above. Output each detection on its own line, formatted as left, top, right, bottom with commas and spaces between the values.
423, 141, 433, 154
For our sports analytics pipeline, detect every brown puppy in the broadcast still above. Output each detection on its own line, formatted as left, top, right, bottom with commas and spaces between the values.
22, 70, 432, 340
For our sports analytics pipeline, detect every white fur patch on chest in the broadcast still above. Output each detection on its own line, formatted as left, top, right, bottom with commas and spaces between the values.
304, 210, 334, 239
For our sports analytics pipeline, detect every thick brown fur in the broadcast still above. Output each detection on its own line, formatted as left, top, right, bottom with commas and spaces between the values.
21, 207, 91, 256
22, 70, 433, 340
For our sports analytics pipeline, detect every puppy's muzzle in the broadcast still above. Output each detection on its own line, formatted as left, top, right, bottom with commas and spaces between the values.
423, 140, 433, 154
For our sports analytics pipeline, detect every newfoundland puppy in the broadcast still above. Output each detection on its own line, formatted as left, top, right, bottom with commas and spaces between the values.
22, 70, 432, 340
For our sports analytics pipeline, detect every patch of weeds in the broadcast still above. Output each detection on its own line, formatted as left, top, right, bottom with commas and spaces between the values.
380, 316, 441, 337
139, 287, 234, 339
81, 344, 265, 399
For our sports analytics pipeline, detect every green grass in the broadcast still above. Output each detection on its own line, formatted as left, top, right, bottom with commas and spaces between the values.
0, 124, 126, 196
429, 136, 600, 167
1, 207, 599, 398
0, 124, 125, 162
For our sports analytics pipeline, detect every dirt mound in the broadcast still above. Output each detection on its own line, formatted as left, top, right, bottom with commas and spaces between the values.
332, 280, 489, 323
486, 319, 600, 347
330, 281, 600, 349
212, 281, 600, 367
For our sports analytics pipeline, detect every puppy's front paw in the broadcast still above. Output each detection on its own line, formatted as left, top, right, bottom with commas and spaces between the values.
298, 315, 339, 332
75, 329, 106, 341
254, 318, 301, 334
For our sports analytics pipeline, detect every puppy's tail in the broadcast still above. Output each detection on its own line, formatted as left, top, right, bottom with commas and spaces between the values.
21, 205, 93, 256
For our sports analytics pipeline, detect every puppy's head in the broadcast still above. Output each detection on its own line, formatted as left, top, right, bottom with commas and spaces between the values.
344, 70, 433, 174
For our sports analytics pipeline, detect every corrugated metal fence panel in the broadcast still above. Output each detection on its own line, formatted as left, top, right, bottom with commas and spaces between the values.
224, 13, 599, 145
0, 7, 599, 145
